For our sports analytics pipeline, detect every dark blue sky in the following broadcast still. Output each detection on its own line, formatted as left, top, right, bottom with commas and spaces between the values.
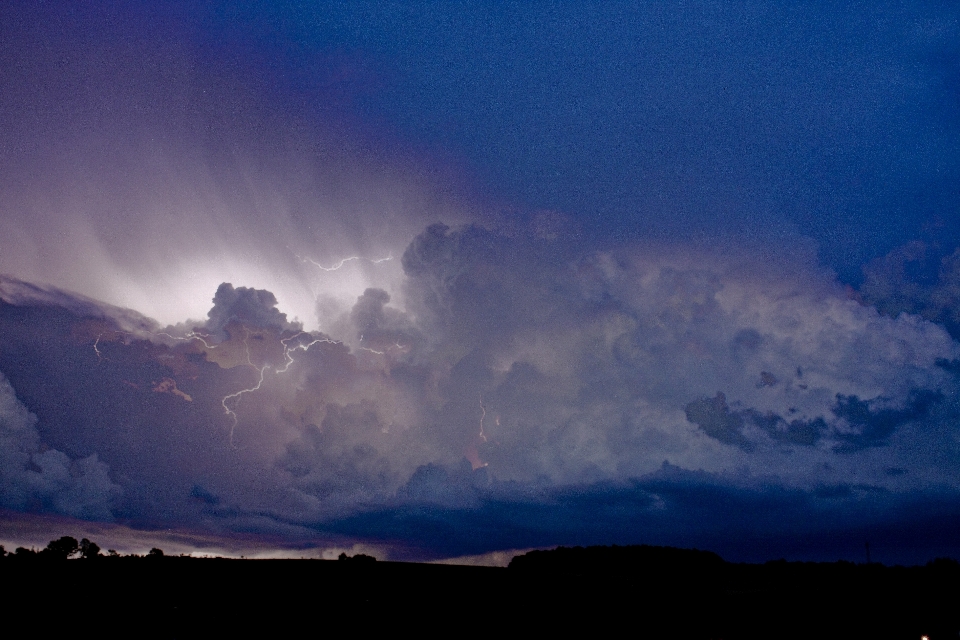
195, 1, 960, 281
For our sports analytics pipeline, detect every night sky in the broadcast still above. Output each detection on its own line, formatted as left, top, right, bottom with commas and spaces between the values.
1, 1, 958, 563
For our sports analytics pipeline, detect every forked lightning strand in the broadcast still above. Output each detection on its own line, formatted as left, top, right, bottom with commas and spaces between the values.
357, 334, 405, 356
156, 331, 220, 349
296, 254, 393, 272
276, 332, 340, 373
90, 327, 340, 446
221, 330, 341, 445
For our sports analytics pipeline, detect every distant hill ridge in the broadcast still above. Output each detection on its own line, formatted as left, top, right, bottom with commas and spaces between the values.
509, 543, 725, 574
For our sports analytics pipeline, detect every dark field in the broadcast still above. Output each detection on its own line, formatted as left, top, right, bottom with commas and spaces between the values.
2, 545, 957, 638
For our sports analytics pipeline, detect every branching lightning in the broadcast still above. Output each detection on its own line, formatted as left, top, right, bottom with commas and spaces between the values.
220, 329, 342, 445
91, 325, 341, 446
221, 369, 268, 445
94, 329, 219, 365
357, 334, 405, 356
296, 253, 393, 272
219, 328, 264, 442
156, 331, 220, 349
276, 332, 340, 373
92, 329, 139, 362
109, 328, 243, 432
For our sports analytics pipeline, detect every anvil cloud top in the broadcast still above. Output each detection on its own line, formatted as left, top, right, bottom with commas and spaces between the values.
0, 1, 958, 562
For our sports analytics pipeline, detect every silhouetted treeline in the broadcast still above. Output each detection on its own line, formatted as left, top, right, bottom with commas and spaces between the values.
0, 537, 382, 563
0, 536, 169, 560
0, 539, 956, 638
0, 536, 103, 560
508, 544, 959, 639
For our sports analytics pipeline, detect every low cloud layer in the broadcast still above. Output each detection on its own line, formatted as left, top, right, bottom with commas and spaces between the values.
1, 224, 959, 561
0, 373, 119, 520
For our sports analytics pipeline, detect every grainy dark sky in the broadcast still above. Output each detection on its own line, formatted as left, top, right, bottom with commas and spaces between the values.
0, 1, 958, 563
218, 1, 959, 274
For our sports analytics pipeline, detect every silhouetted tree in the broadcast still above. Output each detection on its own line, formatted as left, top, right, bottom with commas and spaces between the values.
14, 547, 36, 559
338, 552, 376, 563
42, 536, 80, 560
147, 547, 164, 558
351, 553, 376, 563
79, 538, 101, 559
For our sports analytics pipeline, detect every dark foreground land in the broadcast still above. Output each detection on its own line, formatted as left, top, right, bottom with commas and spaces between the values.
2, 545, 958, 639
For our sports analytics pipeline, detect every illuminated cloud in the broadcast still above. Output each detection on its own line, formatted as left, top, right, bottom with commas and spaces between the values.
0, 4, 470, 328
205, 283, 300, 337
3, 221, 959, 561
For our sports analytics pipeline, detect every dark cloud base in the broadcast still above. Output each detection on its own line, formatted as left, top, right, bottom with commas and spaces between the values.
324, 467, 960, 565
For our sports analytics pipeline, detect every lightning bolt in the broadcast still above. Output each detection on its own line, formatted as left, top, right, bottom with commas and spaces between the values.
276, 332, 340, 373
92, 329, 139, 362
221, 368, 268, 445
88, 323, 344, 447
463, 392, 490, 471
155, 331, 220, 349
220, 329, 342, 445
296, 253, 393, 272
94, 327, 254, 442
93, 327, 219, 366
93, 334, 104, 363
220, 328, 269, 444
356, 334, 406, 356
478, 393, 488, 443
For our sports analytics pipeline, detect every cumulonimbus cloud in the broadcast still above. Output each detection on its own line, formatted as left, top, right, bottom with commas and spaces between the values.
1, 223, 959, 560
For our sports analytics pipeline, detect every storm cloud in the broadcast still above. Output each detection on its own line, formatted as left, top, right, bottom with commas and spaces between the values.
2, 222, 959, 561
